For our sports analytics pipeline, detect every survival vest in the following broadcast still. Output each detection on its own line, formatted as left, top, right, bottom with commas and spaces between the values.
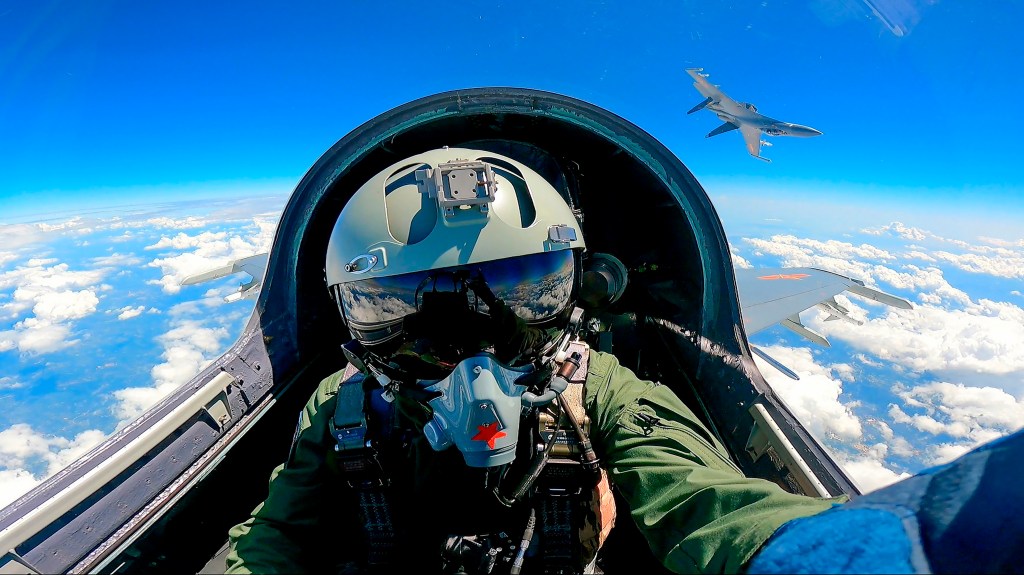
329, 341, 616, 574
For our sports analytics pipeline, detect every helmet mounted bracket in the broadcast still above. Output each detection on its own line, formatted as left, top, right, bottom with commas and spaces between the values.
416, 159, 498, 218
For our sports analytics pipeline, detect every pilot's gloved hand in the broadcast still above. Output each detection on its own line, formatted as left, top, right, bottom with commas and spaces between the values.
746, 428, 1024, 574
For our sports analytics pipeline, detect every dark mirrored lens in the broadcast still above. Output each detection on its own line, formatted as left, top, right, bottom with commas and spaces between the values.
338, 250, 575, 330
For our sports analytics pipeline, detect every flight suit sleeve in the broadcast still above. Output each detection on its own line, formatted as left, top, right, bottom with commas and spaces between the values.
583, 350, 842, 574
224, 369, 348, 574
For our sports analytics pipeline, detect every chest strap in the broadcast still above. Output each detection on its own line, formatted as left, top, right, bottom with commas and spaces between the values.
331, 363, 396, 565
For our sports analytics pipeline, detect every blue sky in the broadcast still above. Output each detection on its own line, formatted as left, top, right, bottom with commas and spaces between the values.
3, 1, 1023, 225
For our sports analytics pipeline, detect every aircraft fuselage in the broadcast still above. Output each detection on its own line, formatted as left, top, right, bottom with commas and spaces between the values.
707, 101, 822, 138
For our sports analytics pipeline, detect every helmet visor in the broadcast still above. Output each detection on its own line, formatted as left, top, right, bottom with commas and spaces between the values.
334, 250, 577, 345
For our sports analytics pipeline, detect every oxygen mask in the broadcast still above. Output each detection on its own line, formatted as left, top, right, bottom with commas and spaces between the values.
421, 352, 536, 468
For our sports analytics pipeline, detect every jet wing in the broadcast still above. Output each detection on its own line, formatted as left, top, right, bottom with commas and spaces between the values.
735, 267, 913, 378
685, 67, 731, 105
740, 125, 770, 162
180, 252, 269, 302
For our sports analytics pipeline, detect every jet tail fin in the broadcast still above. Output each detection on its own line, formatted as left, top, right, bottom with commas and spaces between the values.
688, 97, 713, 114
706, 121, 739, 138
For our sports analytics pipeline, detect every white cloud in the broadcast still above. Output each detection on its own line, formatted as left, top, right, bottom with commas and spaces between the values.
867, 419, 916, 458
90, 253, 145, 267
145, 231, 227, 251
0, 468, 41, 509
0, 376, 26, 390
834, 449, 912, 493
144, 219, 276, 295
977, 237, 1024, 249
35, 217, 85, 232
116, 306, 147, 320
888, 381, 1024, 465
0, 223, 51, 252
730, 246, 753, 269
753, 345, 863, 443
752, 345, 913, 493
904, 250, 937, 263
9, 319, 76, 353
0, 261, 108, 354
111, 320, 229, 424
929, 442, 974, 465
858, 222, 1024, 280
931, 250, 1024, 280
143, 216, 209, 229
808, 296, 1024, 392
0, 423, 106, 508
0, 262, 104, 295
745, 234, 897, 263
31, 290, 99, 322
105, 215, 210, 231
861, 221, 928, 242
831, 362, 855, 382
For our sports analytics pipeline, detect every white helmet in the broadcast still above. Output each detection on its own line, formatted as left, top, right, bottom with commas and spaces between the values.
325, 147, 586, 361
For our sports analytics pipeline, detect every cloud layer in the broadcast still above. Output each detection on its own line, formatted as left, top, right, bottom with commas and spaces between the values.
0, 199, 284, 507
742, 221, 1024, 491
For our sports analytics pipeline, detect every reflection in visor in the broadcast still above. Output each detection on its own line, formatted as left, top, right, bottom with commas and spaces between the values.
337, 250, 576, 330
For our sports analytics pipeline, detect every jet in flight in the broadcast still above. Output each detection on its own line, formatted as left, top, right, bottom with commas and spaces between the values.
0, 87, 913, 574
685, 67, 823, 162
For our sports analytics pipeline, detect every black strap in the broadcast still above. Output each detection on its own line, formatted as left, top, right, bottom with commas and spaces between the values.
332, 369, 397, 565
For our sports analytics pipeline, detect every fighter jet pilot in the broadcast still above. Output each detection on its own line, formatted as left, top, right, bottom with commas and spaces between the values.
226, 147, 1024, 574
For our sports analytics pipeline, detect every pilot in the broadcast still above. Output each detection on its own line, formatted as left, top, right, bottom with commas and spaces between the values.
225, 147, 1023, 574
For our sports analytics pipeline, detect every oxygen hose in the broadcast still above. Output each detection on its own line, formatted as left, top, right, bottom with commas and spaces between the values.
510, 507, 536, 575
555, 352, 602, 479
496, 417, 558, 506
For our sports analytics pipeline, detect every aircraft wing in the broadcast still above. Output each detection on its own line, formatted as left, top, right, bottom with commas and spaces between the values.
180, 252, 269, 302
735, 267, 913, 378
740, 125, 770, 162
685, 67, 731, 104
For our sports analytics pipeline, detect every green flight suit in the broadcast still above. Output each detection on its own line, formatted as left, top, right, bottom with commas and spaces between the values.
226, 350, 840, 574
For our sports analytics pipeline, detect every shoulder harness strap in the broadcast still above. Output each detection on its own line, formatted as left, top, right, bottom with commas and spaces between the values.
331, 363, 397, 565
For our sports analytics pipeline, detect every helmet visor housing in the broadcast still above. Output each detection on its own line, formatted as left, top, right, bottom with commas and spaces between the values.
333, 249, 578, 349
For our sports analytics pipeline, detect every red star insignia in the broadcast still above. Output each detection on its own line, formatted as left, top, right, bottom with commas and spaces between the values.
471, 421, 507, 449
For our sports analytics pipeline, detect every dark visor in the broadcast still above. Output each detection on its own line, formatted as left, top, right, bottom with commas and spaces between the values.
335, 250, 576, 344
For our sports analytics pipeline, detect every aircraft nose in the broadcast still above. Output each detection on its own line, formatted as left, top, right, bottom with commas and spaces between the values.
780, 123, 822, 137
